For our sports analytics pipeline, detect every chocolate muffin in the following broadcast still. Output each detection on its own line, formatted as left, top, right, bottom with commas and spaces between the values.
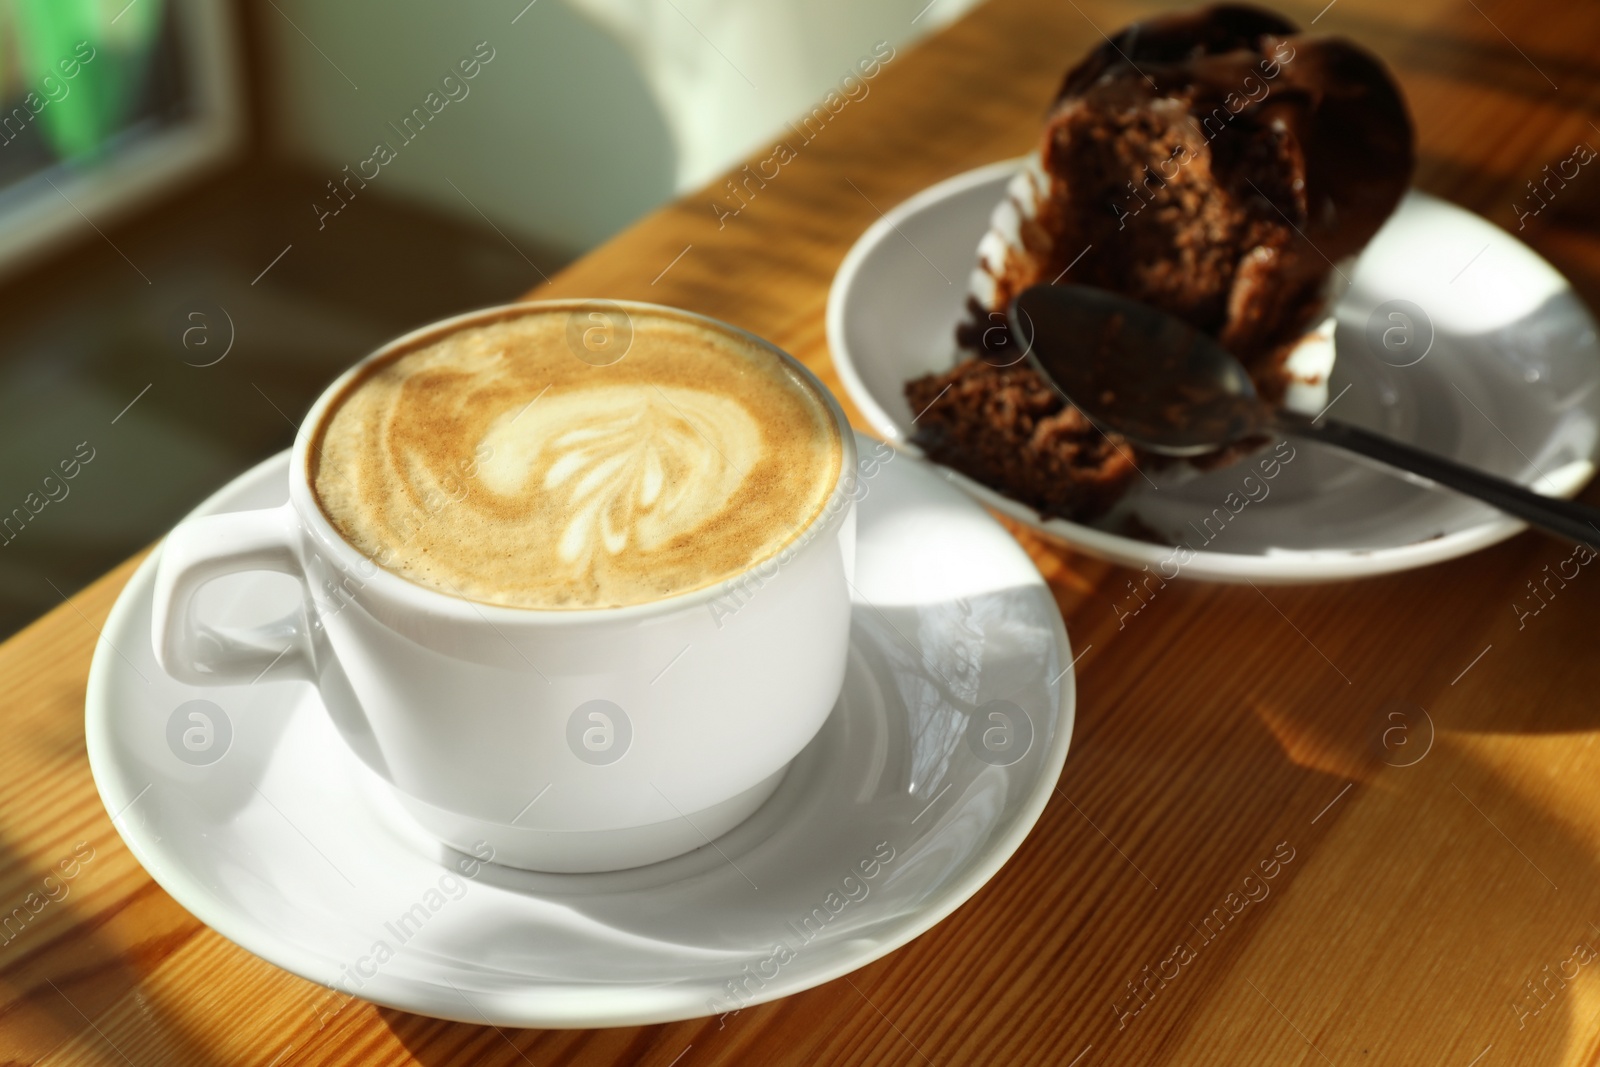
905, 4, 1414, 523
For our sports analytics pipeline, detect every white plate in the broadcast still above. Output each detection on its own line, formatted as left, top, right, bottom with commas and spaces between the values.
828, 160, 1600, 583
85, 437, 1074, 1028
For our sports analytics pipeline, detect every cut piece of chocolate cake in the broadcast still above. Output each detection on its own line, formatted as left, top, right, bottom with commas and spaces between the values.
906, 3, 1414, 524
907, 358, 1138, 520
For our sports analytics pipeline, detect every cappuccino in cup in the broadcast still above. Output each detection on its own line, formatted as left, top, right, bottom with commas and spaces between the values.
310, 306, 843, 609
152, 300, 858, 873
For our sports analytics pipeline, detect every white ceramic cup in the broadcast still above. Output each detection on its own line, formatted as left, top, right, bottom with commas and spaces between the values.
150, 301, 858, 873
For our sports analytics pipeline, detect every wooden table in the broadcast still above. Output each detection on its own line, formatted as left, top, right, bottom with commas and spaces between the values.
6, 0, 1600, 1062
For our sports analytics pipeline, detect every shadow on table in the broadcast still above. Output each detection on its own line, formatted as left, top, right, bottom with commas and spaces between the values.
1106, 534, 1600, 1065
0, 832, 231, 1067
378, 1006, 705, 1065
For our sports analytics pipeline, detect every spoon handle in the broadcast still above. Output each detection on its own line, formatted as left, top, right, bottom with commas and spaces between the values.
1274, 409, 1600, 548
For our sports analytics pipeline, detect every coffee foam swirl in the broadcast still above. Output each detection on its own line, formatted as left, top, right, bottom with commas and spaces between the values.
477, 384, 760, 569
310, 307, 841, 609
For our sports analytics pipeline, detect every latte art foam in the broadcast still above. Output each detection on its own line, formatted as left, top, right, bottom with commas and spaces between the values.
478, 384, 761, 567
310, 306, 842, 609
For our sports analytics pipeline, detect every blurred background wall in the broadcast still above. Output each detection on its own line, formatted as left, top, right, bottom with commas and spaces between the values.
0, 0, 982, 639
261, 0, 983, 257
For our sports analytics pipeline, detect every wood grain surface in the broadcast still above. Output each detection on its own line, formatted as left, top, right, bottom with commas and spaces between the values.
5, 0, 1600, 1063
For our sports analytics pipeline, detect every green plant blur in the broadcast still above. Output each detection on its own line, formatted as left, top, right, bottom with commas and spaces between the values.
6, 0, 165, 161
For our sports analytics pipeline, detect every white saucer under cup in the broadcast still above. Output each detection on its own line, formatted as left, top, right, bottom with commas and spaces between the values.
86, 434, 1075, 1028
828, 161, 1600, 583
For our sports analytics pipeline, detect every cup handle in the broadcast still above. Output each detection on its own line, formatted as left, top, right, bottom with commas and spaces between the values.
151, 502, 315, 686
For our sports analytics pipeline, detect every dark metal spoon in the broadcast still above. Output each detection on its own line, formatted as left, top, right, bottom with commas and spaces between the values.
1009, 283, 1600, 546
